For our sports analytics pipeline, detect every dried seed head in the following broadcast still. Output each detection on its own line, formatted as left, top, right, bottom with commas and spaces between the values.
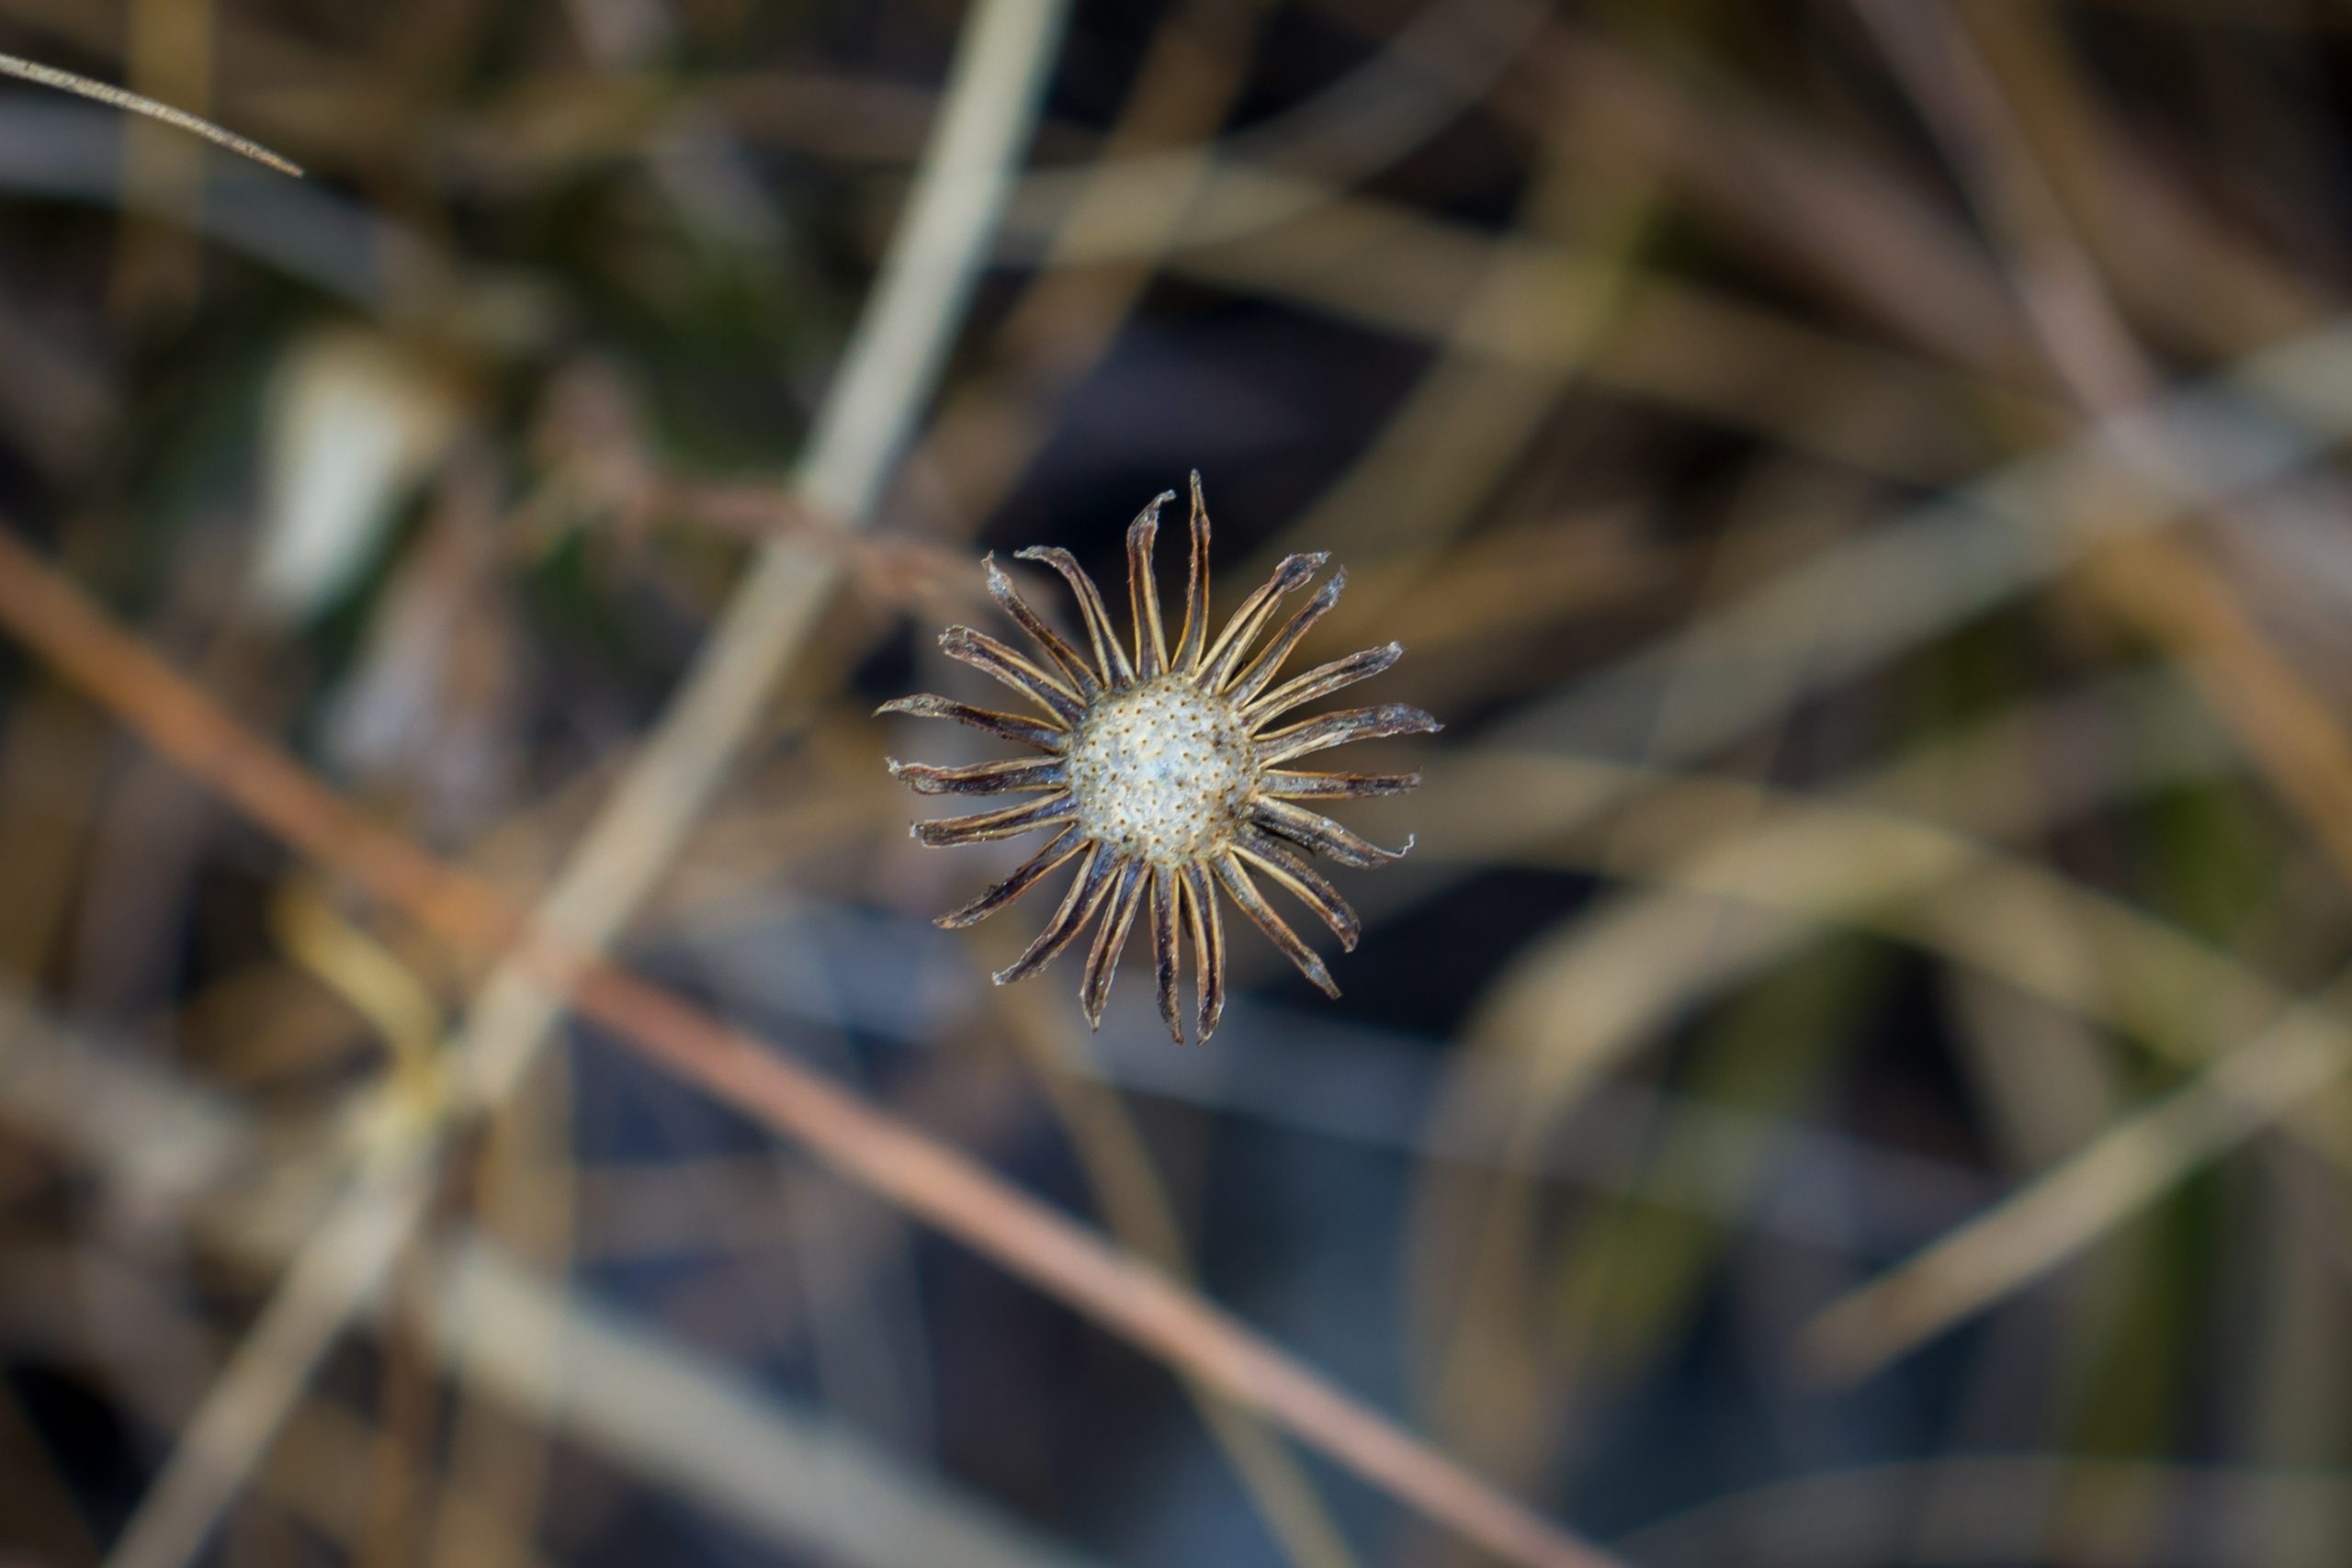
1066, 677, 1256, 863
884, 475, 1435, 1041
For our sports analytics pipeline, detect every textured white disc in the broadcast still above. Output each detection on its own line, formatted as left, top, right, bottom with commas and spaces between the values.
1065, 676, 1256, 863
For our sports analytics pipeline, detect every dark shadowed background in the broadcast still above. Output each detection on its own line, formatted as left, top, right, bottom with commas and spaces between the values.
1, 1, 2350, 1564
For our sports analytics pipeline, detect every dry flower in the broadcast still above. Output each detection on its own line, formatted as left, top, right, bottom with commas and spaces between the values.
883, 475, 1436, 1042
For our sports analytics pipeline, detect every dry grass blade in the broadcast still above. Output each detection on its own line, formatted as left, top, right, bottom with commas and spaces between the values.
909, 0, 1271, 527
987, 978, 1363, 1568
0, 1247, 554, 1568
1757, 0, 2352, 1382
1613, 1453, 2352, 1566
449, 0, 1072, 1116
1399, 695, 2352, 1425
91, 2, 1071, 1562
0, 533, 1620, 1568
0, 999, 1114, 1568
1001, 160, 2123, 483
98, 1145, 440, 1568
1793, 974, 2352, 1385
1851, 0, 2352, 895
0, 51, 301, 175
19, 2, 2348, 1552
1421, 738, 2352, 1174
1466, 316, 2352, 789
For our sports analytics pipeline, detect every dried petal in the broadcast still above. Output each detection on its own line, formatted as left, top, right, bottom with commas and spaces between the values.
1250, 797, 1414, 867
993, 845, 1117, 984
1017, 546, 1135, 688
1242, 643, 1403, 727
1149, 865, 1183, 1045
1125, 491, 1175, 679
913, 794, 1076, 847
1200, 553, 1327, 691
1234, 827, 1362, 950
1253, 703, 1441, 765
1227, 570, 1345, 706
1171, 470, 1214, 674
1080, 858, 1148, 1026
986, 555, 1100, 697
936, 827, 1086, 928
875, 694, 1066, 751
941, 626, 1084, 724
888, 756, 1066, 795
1178, 860, 1225, 1042
1215, 852, 1340, 998
1259, 769, 1421, 799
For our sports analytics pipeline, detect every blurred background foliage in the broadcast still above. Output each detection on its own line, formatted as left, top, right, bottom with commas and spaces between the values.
3, 0, 2352, 1564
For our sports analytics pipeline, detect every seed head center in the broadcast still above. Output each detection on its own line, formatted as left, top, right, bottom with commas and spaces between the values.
1067, 676, 1256, 863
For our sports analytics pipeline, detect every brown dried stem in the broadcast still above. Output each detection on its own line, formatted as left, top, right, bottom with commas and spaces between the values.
0, 525, 1618, 1568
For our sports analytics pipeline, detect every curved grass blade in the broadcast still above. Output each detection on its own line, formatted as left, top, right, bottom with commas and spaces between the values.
0, 52, 302, 176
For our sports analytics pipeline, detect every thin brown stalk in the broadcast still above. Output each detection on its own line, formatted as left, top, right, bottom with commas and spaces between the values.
0, 525, 1620, 1568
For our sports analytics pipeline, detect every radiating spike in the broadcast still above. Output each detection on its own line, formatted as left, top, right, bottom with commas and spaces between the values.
1227, 570, 1345, 707
1199, 554, 1327, 691
1080, 859, 1148, 1027
935, 827, 1086, 928
1259, 769, 1421, 799
1214, 852, 1340, 998
1253, 703, 1442, 765
1178, 860, 1225, 1042
994, 845, 1116, 985
888, 756, 1066, 795
876, 694, 1067, 751
1149, 866, 1183, 1045
1125, 491, 1175, 680
941, 626, 1084, 723
1234, 828, 1362, 951
1250, 797, 1414, 867
985, 554, 1101, 697
912, 793, 1076, 847
1241, 643, 1403, 727
1016, 547, 1135, 687
1172, 471, 1214, 673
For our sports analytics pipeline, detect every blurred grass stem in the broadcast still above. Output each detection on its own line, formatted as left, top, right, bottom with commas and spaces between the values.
92, 1, 1068, 1563
0, 440, 1619, 1568
0, 50, 300, 176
